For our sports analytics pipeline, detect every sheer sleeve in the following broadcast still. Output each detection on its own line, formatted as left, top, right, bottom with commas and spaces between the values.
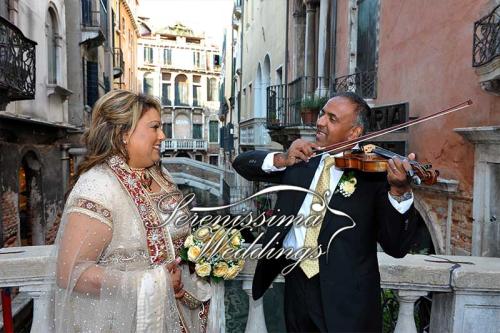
46, 166, 182, 333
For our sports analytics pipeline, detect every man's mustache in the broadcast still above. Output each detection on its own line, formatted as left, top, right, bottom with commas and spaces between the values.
316, 127, 327, 135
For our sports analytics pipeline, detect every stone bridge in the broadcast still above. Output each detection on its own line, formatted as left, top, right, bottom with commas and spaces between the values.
161, 157, 232, 199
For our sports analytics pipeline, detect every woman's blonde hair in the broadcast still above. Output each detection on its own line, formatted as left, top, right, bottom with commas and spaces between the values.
69, 90, 161, 193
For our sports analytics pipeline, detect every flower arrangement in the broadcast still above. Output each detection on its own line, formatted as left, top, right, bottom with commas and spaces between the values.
180, 225, 246, 282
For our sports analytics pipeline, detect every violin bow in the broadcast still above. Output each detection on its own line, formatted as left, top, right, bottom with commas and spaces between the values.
313, 100, 473, 158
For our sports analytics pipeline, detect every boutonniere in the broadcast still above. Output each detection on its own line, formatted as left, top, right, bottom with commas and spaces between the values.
335, 171, 357, 197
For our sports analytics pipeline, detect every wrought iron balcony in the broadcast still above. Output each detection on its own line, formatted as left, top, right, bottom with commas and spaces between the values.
113, 48, 124, 79
0, 17, 36, 109
334, 70, 377, 99
473, 5, 500, 68
472, 5, 500, 94
81, 0, 107, 45
266, 72, 376, 129
233, 0, 242, 19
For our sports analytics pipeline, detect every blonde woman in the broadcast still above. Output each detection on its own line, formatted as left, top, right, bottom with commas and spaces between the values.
49, 90, 213, 332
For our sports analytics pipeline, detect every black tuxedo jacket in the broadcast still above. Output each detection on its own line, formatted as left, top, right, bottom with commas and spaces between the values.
232, 150, 417, 333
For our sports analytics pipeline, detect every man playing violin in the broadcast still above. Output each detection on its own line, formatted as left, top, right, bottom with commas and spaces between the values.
232, 92, 417, 332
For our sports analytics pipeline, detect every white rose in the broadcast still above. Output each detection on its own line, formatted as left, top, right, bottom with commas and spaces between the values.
213, 262, 229, 277
184, 235, 195, 248
187, 246, 201, 262
195, 262, 211, 277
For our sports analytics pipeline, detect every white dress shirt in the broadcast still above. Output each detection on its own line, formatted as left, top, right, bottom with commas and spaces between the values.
261, 151, 413, 251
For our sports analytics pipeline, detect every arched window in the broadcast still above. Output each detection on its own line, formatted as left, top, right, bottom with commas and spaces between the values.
175, 74, 189, 106
143, 72, 154, 95
47, 8, 58, 84
207, 77, 217, 101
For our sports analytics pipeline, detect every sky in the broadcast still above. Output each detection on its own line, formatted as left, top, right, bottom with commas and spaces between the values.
139, 0, 234, 46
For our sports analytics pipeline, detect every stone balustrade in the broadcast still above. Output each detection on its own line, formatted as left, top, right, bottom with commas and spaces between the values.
161, 139, 208, 151
1, 246, 500, 332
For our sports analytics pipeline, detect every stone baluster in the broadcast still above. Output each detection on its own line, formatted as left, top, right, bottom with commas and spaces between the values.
394, 290, 428, 333
20, 285, 53, 333
242, 280, 268, 333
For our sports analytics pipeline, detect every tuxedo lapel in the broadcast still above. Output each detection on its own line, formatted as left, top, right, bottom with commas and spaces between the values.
288, 157, 322, 215
319, 171, 359, 236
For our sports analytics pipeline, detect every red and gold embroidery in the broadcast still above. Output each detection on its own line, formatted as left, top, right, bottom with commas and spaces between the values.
70, 198, 113, 228
107, 155, 175, 265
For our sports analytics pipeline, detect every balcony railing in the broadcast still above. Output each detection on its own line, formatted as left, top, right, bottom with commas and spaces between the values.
233, 0, 242, 19
81, 0, 100, 28
266, 72, 376, 129
113, 48, 124, 79
266, 77, 332, 128
334, 70, 377, 99
0, 17, 36, 108
2, 246, 500, 333
473, 5, 500, 67
161, 139, 208, 151
81, 0, 108, 45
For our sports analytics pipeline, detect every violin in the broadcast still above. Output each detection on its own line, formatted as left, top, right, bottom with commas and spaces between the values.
311, 100, 472, 185
334, 144, 439, 185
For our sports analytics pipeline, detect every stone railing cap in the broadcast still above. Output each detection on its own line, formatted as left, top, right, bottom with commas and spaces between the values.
0, 245, 55, 287
3, 245, 500, 293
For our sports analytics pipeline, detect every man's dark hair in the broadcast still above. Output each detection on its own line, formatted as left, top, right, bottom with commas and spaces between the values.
333, 91, 371, 134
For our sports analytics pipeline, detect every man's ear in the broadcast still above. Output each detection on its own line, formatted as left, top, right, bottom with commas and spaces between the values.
347, 126, 363, 140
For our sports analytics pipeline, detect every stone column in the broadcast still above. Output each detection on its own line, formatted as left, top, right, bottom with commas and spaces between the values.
304, 0, 319, 95
242, 280, 268, 333
61, 144, 71, 196
394, 290, 428, 333
8, 0, 18, 25
317, 0, 330, 95
292, 1, 306, 79
68, 147, 87, 170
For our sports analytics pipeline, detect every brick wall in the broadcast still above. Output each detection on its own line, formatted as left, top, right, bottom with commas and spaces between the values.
416, 190, 473, 255
451, 196, 473, 254
2, 190, 19, 247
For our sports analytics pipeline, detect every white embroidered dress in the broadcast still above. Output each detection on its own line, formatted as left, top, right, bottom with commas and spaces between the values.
46, 161, 212, 333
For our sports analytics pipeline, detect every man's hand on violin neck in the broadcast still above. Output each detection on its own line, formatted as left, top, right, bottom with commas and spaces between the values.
387, 153, 415, 195
274, 139, 320, 167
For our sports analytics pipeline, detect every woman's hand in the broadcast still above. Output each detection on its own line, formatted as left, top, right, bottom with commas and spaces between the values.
174, 289, 186, 299
165, 258, 183, 295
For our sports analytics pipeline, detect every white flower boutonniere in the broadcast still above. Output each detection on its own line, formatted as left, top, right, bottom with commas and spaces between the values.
335, 171, 357, 197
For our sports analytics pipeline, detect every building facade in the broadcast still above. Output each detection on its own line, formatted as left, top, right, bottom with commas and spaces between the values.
65, 0, 113, 129
137, 22, 222, 165
111, 0, 139, 91
218, 6, 240, 172
263, 0, 500, 256
0, 0, 73, 247
238, 0, 286, 151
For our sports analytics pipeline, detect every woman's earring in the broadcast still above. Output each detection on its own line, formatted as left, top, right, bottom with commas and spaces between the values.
123, 140, 127, 145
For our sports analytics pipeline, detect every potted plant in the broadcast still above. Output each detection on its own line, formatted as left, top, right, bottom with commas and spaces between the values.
300, 95, 329, 125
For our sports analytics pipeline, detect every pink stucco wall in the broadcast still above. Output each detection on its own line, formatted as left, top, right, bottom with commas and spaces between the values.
332, 0, 499, 253
336, 0, 499, 195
